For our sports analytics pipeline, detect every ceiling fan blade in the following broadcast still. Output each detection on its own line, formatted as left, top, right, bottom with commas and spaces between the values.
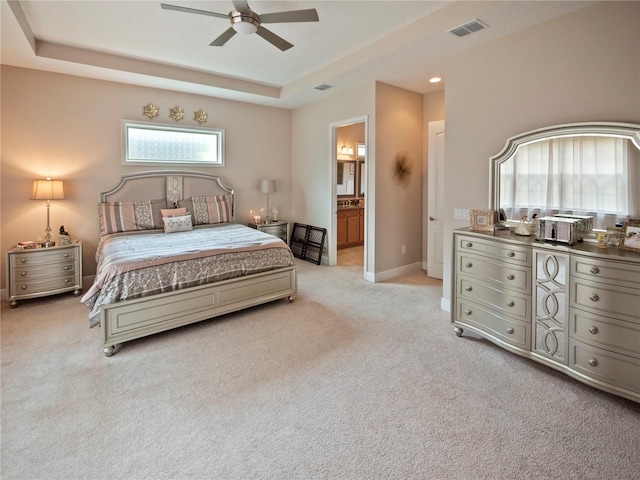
260, 9, 319, 24
256, 26, 293, 51
161, 3, 229, 20
231, 0, 251, 13
210, 27, 237, 47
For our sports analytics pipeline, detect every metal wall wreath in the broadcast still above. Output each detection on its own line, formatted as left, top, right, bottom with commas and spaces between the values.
392, 151, 414, 187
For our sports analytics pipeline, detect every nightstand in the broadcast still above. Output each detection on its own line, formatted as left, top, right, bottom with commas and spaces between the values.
6, 240, 83, 307
248, 220, 289, 243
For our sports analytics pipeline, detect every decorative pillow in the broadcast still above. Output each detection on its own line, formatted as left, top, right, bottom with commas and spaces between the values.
161, 207, 188, 218
99, 199, 167, 236
163, 214, 193, 233
178, 195, 232, 225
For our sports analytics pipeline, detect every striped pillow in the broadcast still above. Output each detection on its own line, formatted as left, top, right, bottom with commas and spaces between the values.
98, 199, 167, 236
178, 195, 232, 225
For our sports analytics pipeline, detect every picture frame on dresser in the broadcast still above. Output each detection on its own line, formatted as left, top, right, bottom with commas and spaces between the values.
469, 209, 496, 232
620, 220, 640, 252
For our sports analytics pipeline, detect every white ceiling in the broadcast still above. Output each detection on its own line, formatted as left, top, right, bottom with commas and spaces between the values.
1, 0, 594, 109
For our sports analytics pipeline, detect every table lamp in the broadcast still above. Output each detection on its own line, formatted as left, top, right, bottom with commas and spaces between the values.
31, 177, 65, 247
259, 179, 276, 224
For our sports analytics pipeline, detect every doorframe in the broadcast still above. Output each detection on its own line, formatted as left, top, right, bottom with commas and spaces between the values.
329, 115, 369, 278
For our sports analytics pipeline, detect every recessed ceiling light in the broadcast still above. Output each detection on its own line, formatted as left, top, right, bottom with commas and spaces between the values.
429, 77, 442, 83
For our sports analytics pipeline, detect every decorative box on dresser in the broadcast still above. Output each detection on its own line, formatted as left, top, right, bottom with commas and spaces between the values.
452, 228, 640, 403
248, 220, 288, 243
6, 240, 83, 307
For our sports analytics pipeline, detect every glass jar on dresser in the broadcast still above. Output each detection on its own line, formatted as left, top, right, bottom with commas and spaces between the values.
452, 228, 640, 403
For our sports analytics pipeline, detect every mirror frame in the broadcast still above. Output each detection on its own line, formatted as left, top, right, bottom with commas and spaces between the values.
489, 122, 640, 212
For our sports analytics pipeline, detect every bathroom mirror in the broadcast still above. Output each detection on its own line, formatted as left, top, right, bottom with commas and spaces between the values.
337, 161, 356, 196
490, 122, 640, 229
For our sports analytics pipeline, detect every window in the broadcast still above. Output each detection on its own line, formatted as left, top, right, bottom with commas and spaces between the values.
123, 121, 225, 166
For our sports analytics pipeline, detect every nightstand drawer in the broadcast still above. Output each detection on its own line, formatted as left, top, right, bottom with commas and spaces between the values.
13, 273, 79, 296
13, 261, 77, 279
10, 248, 77, 267
248, 221, 288, 242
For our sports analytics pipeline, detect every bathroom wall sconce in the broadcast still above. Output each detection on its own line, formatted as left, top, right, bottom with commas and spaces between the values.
340, 145, 354, 155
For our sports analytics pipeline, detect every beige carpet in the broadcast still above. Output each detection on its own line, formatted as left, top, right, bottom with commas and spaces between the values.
2, 261, 639, 480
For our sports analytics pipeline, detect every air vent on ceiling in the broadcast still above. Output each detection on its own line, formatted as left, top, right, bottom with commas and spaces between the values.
314, 83, 333, 91
449, 18, 488, 37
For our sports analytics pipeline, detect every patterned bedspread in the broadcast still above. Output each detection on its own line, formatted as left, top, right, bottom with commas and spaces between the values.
82, 223, 295, 327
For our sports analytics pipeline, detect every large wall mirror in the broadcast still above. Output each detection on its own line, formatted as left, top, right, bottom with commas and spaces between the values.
490, 122, 640, 229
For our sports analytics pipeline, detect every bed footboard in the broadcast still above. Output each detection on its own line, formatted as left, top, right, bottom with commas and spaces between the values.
100, 266, 296, 356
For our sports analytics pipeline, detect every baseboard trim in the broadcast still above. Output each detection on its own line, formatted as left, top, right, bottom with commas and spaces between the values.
440, 297, 451, 312
370, 262, 423, 282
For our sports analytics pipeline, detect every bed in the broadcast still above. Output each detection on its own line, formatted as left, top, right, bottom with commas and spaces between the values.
81, 170, 297, 356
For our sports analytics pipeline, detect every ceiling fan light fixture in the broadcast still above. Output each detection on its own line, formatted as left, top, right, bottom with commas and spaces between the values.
231, 10, 260, 35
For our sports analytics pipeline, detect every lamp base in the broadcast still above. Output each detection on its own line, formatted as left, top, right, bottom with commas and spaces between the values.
42, 241, 56, 248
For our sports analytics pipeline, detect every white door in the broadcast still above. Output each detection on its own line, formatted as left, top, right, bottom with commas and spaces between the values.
427, 120, 445, 279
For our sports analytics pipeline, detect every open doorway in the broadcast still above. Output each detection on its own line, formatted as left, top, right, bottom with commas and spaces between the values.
331, 119, 367, 269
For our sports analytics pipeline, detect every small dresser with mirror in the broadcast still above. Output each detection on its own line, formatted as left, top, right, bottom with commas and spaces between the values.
452, 122, 640, 403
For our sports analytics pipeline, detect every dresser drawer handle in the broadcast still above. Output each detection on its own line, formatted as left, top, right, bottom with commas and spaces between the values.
506, 300, 515, 307
465, 242, 473, 248
21, 285, 28, 290
589, 267, 600, 274
588, 326, 598, 335
506, 274, 515, 280
465, 262, 473, 269
589, 294, 599, 302
20, 258, 27, 264
65, 279, 71, 284
588, 358, 598, 367
20, 271, 27, 277
465, 286, 472, 292
64, 266, 70, 271
507, 251, 515, 257
506, 327, 515, 335
64, 253, 70, 258
464, 309, 472, 316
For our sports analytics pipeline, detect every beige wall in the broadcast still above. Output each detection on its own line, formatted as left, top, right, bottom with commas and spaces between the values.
374, 82, 423, 273
291, 84, 375, 270
441, 1, 640, 305
0, 66, 292, 285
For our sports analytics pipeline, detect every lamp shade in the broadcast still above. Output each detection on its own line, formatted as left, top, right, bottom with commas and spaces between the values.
259, 179, 277, 194
31, 178, 65, 200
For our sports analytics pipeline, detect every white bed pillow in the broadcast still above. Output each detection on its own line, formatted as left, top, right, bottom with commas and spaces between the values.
163, 214, 193, 233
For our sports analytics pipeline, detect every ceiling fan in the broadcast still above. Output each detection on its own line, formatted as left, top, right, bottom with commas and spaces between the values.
161, 1, 319, 51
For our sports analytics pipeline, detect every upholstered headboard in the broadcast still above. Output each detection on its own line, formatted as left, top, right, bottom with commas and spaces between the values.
100, 170, 235, 220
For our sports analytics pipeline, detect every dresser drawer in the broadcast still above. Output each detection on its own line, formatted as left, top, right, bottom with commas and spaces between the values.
457, 253, 531, 293
570, 308, 640, 357
569, 339, 640, 393
457, 276, 531, 322
570, 277, 640, 323
10, 247, 77, 267
572, 255, 640, 289
457, 235, 531, 266
12, 273, 79, 296
456, 300, 530, 350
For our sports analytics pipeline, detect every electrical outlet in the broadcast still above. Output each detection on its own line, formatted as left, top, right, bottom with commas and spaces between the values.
401, 245, 406, 254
